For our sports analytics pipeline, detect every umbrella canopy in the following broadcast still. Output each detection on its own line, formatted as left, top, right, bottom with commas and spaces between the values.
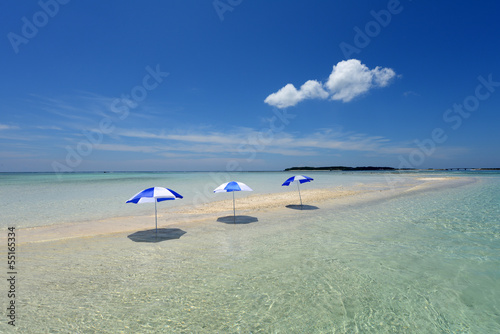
126, 187, 183, 233
281, 175, 314, 186
126, 187, 183, 203
214, 181, 253, 193
281, 175, 314, 208
213, 181, 253, 223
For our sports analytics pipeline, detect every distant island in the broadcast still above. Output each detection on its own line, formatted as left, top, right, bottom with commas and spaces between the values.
284, 166, 500, 171
474, 168, 500, 170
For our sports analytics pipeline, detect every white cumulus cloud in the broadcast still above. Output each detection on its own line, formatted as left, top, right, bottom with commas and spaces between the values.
264, 59, 396, 108
264, 80, 328, 109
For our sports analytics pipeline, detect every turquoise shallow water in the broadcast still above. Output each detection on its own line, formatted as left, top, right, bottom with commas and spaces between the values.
0, 171, 405, 229
2, 172, 500, 332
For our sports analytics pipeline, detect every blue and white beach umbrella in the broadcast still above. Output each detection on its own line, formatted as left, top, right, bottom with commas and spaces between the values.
214, 181, 253, 223
282, 175, 314, 208
126, 187, 183, 233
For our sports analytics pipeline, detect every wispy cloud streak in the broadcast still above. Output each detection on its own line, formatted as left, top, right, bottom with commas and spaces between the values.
109, 127, 412, 158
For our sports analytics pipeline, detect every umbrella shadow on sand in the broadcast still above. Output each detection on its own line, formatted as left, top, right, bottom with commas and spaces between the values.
217, 215, 258, 224
286, 204, 319, 210
128, 228, 186, 243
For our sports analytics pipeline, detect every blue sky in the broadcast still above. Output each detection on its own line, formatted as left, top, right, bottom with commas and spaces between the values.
1, 0, 499, 172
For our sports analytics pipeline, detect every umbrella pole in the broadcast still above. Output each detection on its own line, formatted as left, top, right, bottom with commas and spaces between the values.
233, 191, 236, 224
155, 200, 158, 235
297, 182, 303, 210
